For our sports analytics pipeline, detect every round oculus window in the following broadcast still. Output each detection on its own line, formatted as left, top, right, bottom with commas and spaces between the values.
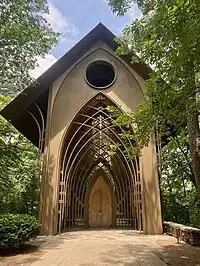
85, 61, 116, 89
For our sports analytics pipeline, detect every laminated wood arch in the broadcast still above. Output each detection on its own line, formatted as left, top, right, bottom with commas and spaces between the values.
58, 93, 143, 233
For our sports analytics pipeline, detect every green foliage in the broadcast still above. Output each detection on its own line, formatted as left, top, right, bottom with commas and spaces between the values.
108, 0, 134, 16
0, 0, 58, 216
108, 0, 200, 139
107, 103, 155, 157
108, 0, 200, 194
108, 0, 156, 15
0, 0, 59, 95
0, 97, 40, 216
161, 131, 200, 228
0, 214, 40, 249
107, 0, 200, 225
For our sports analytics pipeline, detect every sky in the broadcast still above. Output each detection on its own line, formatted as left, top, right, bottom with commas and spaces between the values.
31, 0, 141, 78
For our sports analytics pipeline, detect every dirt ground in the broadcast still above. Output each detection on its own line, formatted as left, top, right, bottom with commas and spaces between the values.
0, 231, 199, 266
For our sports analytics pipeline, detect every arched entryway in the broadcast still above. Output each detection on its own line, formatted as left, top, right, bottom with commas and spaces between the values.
84, 170, 117, 228
58, 93, 143, 233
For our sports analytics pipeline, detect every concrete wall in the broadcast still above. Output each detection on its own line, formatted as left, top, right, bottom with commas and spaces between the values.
40, 42, 163, 235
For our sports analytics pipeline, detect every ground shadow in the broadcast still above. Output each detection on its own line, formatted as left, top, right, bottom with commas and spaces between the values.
0, 242, 46, 266
153, 239, 200, 266
100, 243, 164, 265
0, 244, 41, 257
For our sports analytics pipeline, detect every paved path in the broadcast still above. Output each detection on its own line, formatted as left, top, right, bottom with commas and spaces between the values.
31, 230, 167, 266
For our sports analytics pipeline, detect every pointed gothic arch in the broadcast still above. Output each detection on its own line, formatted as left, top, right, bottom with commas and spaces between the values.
57, 93, 143, 233
84, 169, 117, 228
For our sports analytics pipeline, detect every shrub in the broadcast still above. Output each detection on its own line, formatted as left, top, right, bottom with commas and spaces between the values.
0, 214, 40, 249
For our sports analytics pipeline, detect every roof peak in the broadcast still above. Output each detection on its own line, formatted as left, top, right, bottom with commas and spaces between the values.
1, 23, 152, 146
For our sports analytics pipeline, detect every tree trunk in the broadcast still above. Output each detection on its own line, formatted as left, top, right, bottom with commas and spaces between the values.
187, 101, 200, 198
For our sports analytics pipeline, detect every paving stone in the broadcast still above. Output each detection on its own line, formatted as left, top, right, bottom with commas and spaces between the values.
31, 230, 167, 266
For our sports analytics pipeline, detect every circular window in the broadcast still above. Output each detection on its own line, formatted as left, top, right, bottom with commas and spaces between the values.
85, 61, 116, 89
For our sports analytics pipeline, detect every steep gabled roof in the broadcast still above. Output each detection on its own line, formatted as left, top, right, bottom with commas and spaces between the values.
0, 23, 152, 147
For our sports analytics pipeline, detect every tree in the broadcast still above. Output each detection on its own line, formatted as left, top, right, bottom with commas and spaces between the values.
108, 0, 200, 196
161, 130, 200, 227
0, 95, 40, 216
0, 0, 58, 96
0, 1, 59, 215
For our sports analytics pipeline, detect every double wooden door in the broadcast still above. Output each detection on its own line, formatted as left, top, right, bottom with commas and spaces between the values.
88, 176, 112, 227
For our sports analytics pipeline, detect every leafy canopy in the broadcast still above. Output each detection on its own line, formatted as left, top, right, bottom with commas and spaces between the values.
0, 0, 59, 95
161, 130, 200, 227
0, 1, 59, 215
0, 96, 40, 215
107, 0, 200, 194
108, 0, 200, 133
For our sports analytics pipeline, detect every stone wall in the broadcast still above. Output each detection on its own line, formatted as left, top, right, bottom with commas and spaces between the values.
164, 221, 200, 246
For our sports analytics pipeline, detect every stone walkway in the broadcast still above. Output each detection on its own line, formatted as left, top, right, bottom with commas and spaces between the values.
1, 230, 200, 265
31, 230, 167, 266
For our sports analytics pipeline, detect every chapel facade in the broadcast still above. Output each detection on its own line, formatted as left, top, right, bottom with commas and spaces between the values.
1, 24, 163, 235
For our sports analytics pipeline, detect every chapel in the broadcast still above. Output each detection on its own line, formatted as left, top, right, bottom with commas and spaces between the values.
1, 23, 163, 235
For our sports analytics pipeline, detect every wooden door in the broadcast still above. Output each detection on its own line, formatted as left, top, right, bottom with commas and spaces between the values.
89, 176, 112, 227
